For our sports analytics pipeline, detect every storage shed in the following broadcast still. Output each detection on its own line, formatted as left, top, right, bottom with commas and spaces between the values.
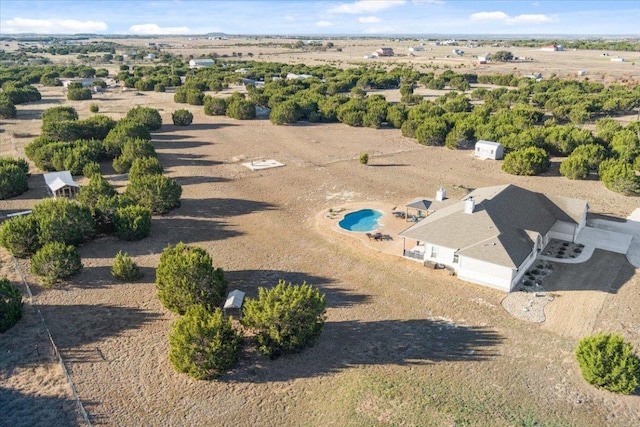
43, 171, 80, 198
474, 140, 504, 160
223, 289, 245, 316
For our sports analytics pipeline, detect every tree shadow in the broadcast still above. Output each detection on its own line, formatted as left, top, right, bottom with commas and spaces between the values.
155, 140, 214, 150
225, 269, 370, 308
154, 122, 239, 132
152, 134, 194, 141
72, 265, 156, 290
37, 304, 161, 362
368, 163, 410, 168
174, 197, 277, 218
158, 152, 223, 168
0, 387, 85, 427
226, 318, 503, 382
172, 175, 231, 186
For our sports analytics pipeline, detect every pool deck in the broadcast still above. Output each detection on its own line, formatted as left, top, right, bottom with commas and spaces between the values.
322, 202, 417, 260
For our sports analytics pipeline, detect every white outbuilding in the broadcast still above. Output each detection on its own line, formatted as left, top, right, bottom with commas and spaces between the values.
43, 171, 80, 198
474, 140, 504, 160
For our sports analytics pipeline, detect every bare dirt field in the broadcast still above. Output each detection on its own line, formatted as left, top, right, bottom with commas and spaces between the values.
1, 40, 640, 426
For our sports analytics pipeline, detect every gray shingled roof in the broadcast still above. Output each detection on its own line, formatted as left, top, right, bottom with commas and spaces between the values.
399, 185, 587, 268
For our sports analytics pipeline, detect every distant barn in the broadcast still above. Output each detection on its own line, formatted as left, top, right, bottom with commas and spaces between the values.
188, 58, 215, 69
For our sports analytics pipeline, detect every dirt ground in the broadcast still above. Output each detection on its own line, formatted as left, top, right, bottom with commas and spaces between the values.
1, 44, 640, 425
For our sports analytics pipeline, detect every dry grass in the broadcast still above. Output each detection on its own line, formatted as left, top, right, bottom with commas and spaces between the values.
1, 39, 640, 426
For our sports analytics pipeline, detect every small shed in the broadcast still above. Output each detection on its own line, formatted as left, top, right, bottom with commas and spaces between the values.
223, 289, 245, 316
43, 171, 79, 198
474, 140, 504, 160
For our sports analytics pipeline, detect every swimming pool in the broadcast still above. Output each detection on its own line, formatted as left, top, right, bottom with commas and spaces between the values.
338, 209, 383, 232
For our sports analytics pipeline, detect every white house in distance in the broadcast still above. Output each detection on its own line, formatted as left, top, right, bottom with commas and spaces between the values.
474, 140, 504, 160
399, 185, 588, 292
43, 171, 80, 198
188, 58, 215, 69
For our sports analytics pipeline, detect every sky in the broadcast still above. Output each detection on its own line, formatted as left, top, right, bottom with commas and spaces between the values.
0, 0, 639, 36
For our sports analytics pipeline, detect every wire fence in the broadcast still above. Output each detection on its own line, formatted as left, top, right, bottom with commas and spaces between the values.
11, 255, 92, 427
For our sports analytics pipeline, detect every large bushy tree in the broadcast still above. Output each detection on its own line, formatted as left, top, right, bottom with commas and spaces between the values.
32, 198, 96, 246
0, 278, 23, 333
169, 305, 241, 380
0, 161, 29, 200
576, 333, 640, 394
0, 214, 40, 258
30, 241, 83, 287
156, 243, 228, 314
126, 106, 162, 131
125, 174, 182, 214
114, 205, 152, 241
502, 147, 550, 176
242, 280, 326, 359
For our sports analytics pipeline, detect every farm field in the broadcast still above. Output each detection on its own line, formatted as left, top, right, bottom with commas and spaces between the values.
1, 38, 640, 426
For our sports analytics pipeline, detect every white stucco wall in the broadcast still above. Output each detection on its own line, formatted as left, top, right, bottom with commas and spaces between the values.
424, 244, 457, 266
456, 256, 513, 292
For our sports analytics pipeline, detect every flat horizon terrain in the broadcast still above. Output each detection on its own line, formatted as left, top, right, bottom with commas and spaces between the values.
1, 38, 640, 426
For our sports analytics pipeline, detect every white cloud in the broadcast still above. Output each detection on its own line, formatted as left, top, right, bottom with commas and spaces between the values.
469, 11, 509, 21
469, 11, 556, 25
129, 23, 190, 34
412, 0, 444, 4
509, 14, 555, 24
359, 16, 381, 23
0, 17, 108, 34
316, 20, 334, 27
328, 0, 405, 15
284, 14, 296, 21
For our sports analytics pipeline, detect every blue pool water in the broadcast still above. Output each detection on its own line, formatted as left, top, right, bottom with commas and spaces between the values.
338, 209, 383, 232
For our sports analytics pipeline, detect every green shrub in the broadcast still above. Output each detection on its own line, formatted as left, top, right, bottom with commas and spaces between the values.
92, 193, 136, 234
576, 333, 640, 394
82, 161, 101, 178
0, 278, 22, 333
111, 251, 143, 281
112, 138, 156, 173
126, 174, 182, 214
560, 156, 590, 180
203, 96, 227, 116
359, 152, 369, 165
67, 87, 92, 101
42, 106, 78, 126
0, 163, 29, 200
242, 280, 326, 359
0, 214, 40, 258
0, 98, 17, 119
114, 205, 151, 241
30, 241, 83, 287
156, 242, 228, 314
599, 160, 640, 196
32, 198, 96, 246
89, 103, 99, 113
171, 109, 193, 126
126, 106, 162, 131
169, 305, 241, 380
103, 119, 151, 158
76, 174, 116, 209
128, 157, 163, 181
502, 147, 550, 176
226, 99, 256, 120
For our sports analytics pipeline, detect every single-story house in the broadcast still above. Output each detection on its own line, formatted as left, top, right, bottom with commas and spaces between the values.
188, 58, 215, 69
43, 171, 80, 198
408, 46, 425, 52
474, 140, 504, 160
399, 185, 588, 292
376, 47, 394, 57
62, 78, 96, 88
286, 73, 314, 80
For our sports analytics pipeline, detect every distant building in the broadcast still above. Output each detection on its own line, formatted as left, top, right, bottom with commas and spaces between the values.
188, 58, 215, 69
43, 171, 79, 198
474, 140, 504, 160
540, 44, 564, 52
408, 46, 424, 52
611, 57, 625, 62
376, 47, 394, 57
286, 72, 314, 80
61, 78, 96, 88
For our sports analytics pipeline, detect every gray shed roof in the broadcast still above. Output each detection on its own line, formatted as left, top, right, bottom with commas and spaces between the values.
43, 171, 79, 192
400, 185, 587, 268
224, 289, 245, 309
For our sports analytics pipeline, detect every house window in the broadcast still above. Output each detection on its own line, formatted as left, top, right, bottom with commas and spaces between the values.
430, 246, 439, 258
453, 254, 459, 264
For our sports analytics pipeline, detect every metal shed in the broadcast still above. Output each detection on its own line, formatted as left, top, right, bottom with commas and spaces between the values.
474, 140, 504, 160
